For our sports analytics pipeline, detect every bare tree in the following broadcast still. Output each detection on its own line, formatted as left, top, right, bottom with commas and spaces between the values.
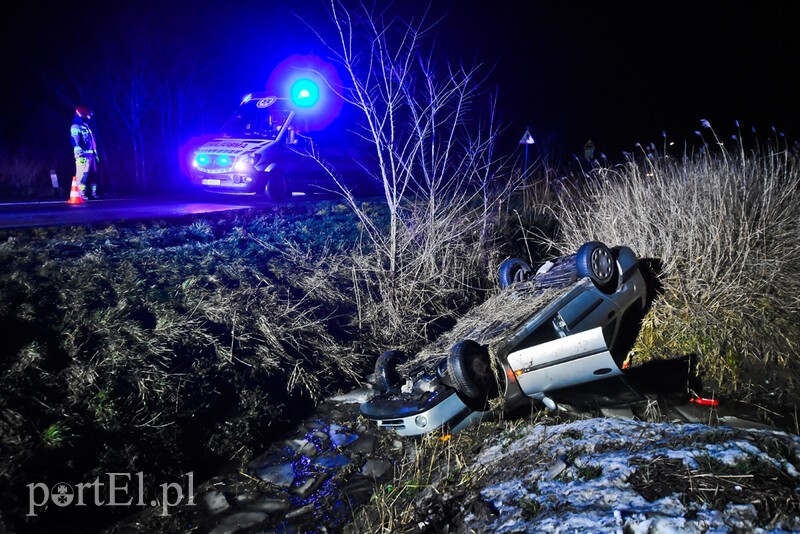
308, 1, 513, 343
88, 5, 206, 194
152, 40, 209, 190
89, 27, 157, 193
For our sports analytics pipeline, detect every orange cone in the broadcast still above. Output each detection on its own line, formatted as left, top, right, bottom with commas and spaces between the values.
68, 176, 85, 204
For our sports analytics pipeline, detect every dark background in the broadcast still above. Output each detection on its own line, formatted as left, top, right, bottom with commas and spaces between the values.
2, 0, 798, 191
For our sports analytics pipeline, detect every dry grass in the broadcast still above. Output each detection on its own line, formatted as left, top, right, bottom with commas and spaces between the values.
344, 202, 504, 351
0, 191, 540, 532
0, 204, 380, 530
346, 420, 496, 533
538, 132, 800, 397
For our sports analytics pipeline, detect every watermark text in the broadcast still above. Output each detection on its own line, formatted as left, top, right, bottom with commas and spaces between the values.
27, 472, 194, 517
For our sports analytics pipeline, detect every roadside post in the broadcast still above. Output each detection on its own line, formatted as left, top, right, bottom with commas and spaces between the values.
519, 128, 535, 186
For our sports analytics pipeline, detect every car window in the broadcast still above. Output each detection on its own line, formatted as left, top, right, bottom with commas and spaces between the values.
220, 107, 290, 139
513, 315, 560, 351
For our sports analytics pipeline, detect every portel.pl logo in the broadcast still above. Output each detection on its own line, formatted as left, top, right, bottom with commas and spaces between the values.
27, 472, 195, 517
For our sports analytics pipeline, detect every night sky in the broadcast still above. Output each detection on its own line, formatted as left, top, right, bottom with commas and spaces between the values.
3, 0, 799, 163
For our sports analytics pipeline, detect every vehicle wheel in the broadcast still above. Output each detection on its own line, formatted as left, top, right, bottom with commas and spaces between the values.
374, 350, 406, 392
576, 241, 617, 291
264, 172, 289, 202
447, 340, 497, 401
498, 258, 533, 289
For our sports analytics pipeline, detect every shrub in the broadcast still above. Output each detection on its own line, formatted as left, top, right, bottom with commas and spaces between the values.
309, 2, 519, 349
543, 129, 800, 397
0, 148, 62, 199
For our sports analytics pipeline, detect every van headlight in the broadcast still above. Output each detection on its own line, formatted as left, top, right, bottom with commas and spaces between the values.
234, 155, 255, 171
194, 153, 209, 167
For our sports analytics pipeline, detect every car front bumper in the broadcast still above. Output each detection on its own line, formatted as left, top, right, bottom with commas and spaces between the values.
361, 388, 488, 437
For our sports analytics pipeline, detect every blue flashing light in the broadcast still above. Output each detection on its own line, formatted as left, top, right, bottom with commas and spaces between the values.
266, 54, 344, 130
196, 154, 209, 166
290, 79, 320, 108
218, 155, 230, 165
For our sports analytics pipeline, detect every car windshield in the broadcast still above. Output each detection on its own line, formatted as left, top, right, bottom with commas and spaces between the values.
220, 105, 291, 140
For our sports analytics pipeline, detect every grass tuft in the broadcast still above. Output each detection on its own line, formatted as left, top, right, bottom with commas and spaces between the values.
537, 141, 800, 397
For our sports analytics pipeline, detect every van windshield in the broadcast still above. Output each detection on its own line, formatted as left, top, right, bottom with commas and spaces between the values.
220, 106, 291, 139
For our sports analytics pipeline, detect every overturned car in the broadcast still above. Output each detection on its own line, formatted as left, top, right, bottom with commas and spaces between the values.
359, 241, 649, 437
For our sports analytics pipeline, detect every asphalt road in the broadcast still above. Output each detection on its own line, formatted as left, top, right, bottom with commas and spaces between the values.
0, 192, 337, 230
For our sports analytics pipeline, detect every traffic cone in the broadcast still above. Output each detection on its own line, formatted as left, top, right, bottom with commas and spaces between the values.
68, 176, 85, 204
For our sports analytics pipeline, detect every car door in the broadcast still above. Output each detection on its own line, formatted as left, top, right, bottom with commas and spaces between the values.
506, 326, 622, 396
504, 283, 624, 397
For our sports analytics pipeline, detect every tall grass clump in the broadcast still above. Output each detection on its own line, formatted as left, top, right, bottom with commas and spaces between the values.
544, 126, 800, 397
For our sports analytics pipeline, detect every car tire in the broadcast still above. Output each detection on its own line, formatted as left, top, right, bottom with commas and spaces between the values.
447, 340, 497, 401
374, 350, 406, 392
264, 172, 289, 202
576, 241, 617, 291
498, 258, 533, 289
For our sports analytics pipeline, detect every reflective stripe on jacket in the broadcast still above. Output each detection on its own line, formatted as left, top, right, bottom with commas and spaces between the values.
70, 117, 96, 153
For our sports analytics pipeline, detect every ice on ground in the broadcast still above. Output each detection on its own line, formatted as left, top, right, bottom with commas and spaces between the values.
464, 417, 800, 533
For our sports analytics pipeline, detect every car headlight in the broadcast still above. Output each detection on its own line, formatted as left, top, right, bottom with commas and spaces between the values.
234, 155, 255, 172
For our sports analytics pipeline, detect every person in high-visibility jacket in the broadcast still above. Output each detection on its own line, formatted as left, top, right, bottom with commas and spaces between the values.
70, 105, 99, 200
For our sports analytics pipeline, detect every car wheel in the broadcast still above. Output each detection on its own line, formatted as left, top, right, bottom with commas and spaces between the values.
264, 172, 289, 202
447, 340, 497, 401
576, 241, 617, 291
374, 350, 406, 392
498, 258, 533, 289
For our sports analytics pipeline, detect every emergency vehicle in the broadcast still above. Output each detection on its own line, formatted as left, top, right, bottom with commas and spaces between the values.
186, 92, 370, 201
